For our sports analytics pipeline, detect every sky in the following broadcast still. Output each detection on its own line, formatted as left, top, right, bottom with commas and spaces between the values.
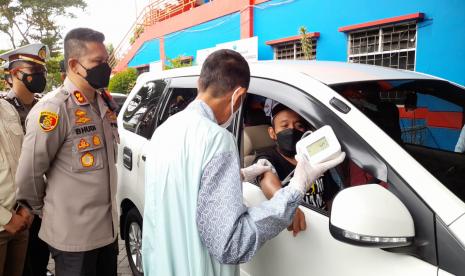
0, 0, 150, 50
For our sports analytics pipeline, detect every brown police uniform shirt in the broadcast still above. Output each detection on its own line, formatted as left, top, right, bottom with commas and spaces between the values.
15, 78, 120, 252
0, 99, 23, 232
3, 90, 40, 131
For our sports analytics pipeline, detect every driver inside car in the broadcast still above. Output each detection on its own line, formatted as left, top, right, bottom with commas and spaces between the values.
253, 100, 342, 236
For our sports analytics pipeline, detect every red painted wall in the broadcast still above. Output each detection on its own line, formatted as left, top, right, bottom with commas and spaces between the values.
399, 107, 463, 129
115, 0, 268, 71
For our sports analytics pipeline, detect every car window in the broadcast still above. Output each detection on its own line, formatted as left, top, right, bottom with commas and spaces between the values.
158, 87, 197, 126
241, 94, 349, 212
331, 80, 465, 201
239, 77, 437, 267
122, 79, 167, 136
111, 94, 127, 114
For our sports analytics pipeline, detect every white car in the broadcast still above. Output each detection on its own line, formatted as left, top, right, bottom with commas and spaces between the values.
116, 61, 465, 276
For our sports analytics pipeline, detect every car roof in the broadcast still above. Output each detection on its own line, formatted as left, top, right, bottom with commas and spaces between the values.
137, 60, 439, 86
252, 60, 438, 85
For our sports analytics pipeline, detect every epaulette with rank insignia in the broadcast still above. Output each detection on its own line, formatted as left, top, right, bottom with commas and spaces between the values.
39, 86, 70, 105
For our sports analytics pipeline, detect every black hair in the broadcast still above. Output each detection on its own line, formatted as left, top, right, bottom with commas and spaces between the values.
198, 49, 250, 98
64, 28, 105, 72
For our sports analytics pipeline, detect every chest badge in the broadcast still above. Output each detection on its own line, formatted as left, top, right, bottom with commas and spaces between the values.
38, 111, 59, 132
93, 135, 101, 146
106, 110, 117, 121
81, 152, 94, 167
77, 139, 90, 150
75, 109, 92, 125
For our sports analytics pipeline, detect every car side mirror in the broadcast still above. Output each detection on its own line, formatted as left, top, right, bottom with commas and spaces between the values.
329, 184, 414, 248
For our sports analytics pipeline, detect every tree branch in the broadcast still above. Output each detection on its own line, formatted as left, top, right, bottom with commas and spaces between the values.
13, 20, 30, 44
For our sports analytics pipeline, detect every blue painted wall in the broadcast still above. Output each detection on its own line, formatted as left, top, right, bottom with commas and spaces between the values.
128, 38, 160, 67
164, 12, 241, 64
254, 0, 465, 85
128, 0, 465, 86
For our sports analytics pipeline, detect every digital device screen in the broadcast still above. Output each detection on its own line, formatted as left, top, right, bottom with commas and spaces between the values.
306, 137, 329, 157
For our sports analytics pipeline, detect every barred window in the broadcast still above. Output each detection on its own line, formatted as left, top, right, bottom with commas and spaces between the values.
179, 56, 193, 66
348, 21, 417, 70
274, 38, 317, 60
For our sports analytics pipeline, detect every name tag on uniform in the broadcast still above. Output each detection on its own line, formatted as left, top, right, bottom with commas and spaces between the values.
75, 125, 97, 135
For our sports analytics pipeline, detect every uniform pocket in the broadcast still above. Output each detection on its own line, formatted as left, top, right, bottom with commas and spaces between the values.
71, 134, 104, 172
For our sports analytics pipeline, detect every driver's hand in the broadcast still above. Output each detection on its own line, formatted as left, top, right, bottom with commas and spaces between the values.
287, 208, 307, 237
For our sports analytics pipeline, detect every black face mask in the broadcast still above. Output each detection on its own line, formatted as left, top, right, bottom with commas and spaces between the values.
276, 128, 304, 158
18, 72, 46, 94
79, 62, 111, 90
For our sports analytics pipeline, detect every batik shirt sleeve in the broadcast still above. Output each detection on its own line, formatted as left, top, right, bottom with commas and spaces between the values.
196, 150, 302, 264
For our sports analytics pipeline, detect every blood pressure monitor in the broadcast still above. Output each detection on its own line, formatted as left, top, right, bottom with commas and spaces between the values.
296, 125, 341, 166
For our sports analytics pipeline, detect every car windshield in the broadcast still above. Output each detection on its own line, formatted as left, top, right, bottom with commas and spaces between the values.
331, 79, 465, 201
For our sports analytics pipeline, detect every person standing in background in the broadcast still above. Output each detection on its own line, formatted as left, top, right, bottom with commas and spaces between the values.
0, 96, 31, 276
0, 43, 52, 276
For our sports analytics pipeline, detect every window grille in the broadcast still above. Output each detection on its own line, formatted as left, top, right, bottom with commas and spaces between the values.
274, 38, 317, 60
348, 21, 416, 70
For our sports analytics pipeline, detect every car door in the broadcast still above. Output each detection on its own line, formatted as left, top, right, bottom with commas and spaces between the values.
138, 76, 199, 193
238, 77, 439, 276
118, 79, 168, 213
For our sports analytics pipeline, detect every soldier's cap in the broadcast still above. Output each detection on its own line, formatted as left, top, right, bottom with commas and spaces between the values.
0, 43, 50, 68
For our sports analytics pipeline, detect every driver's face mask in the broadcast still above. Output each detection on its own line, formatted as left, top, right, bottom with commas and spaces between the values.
275, 128, 305, 157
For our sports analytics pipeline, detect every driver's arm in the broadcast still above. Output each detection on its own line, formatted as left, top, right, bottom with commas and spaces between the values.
259, 171, 283, 200
259, 170, 307, 237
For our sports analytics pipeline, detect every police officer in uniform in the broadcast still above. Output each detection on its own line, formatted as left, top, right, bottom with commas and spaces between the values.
0, 43, 49, 130
0, 95, 31, 276
16, 28, 119, 276
0, 43, 52, 276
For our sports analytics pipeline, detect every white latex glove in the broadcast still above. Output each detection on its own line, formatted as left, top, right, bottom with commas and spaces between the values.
241, 159, 274, 182
289, 152, 346, 195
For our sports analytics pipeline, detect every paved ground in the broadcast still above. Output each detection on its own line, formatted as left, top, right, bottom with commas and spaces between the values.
47, 237, 133, 276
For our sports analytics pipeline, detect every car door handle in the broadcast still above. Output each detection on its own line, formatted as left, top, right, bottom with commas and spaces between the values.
123, 147, 133, 171
141, 155, 146, 161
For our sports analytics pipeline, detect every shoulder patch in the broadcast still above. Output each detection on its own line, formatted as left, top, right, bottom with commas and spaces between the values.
39, 111, 59, 132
